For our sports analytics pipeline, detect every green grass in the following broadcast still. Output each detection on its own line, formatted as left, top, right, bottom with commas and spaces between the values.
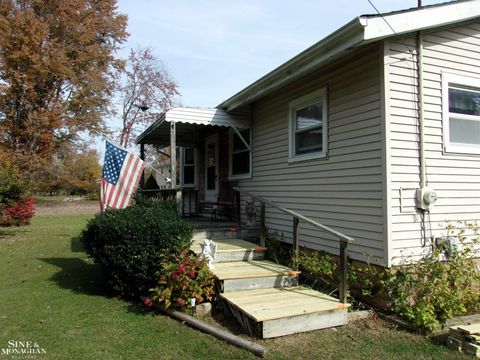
0, 214, 470, 359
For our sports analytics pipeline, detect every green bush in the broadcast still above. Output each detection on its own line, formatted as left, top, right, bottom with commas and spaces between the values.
0, 158, 34, 226
149, 249, 216, 309
385, 221, 480, 333
80, 201, 192, 297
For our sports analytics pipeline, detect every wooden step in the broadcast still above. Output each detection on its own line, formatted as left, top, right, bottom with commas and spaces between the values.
221, 286, 349, 338
190, 238, 266, 262
212, 260, 299, 292
192, 228, 238, 241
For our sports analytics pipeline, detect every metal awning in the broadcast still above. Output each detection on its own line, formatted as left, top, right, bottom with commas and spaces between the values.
136, 107, 251, 147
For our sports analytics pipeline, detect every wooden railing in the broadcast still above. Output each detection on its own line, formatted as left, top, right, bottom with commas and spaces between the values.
234, 187, 354, 304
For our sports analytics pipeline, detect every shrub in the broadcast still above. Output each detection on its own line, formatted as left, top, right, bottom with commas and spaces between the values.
149, 249, 216, 309
1, 197, 36, 226
385, 221, 480, 333
80, 201, 192, 297
0, 158, 34, 227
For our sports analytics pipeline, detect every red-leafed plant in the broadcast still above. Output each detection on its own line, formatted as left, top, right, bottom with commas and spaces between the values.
149, 249, 216, 309
3, 197, 36, 226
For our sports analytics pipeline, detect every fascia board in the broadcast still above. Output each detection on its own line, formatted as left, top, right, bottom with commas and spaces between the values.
363, 1, 480, 41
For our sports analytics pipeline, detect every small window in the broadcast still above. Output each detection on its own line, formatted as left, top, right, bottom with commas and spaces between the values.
229, 128, 251, 178
181, 147, 196, 187
289, 88, 328, 161
443, 73, 480, 154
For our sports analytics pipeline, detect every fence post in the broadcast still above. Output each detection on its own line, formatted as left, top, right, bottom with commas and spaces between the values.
292, 217, 299, 270
339, 239, 348, 304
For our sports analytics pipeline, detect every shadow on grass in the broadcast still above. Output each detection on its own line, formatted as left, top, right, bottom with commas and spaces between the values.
0, 228, 16, 238
71, 236, 85, 253
39, 257, 111, 297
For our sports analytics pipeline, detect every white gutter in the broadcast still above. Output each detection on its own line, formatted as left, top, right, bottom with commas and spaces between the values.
417, 32, 426, 188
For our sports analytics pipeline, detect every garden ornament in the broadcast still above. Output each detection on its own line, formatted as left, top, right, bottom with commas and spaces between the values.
201, 239, 217, 270
245, 196, 256, 226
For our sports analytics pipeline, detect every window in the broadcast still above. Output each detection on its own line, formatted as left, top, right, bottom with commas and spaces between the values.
181, 147, 196, 187
289, 88, 328, 161
443, 73, 480, 154
229, 128, 251, 178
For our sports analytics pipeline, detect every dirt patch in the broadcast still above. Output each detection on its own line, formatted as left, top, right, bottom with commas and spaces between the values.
35, 199, 99, 216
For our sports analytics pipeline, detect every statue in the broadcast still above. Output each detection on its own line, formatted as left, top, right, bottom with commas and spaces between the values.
201, 239, 217, 269
245, 196, 256, 226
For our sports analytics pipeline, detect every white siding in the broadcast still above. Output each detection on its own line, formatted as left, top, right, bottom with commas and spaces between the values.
237, 45, 385, 262
387, 21, 480, 263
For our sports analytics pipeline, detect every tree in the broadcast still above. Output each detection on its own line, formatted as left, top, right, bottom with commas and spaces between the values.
118, 47, 179, 147
0, 0, 127, 172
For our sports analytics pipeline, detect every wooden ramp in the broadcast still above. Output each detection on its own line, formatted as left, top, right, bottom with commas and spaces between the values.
191, 229, 349, 338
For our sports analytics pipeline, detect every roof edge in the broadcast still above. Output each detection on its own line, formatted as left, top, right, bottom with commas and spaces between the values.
219, 0, 480, 112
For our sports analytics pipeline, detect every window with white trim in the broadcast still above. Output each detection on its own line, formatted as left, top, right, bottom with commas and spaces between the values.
181, 147, 196, 187
229, 128, 251, 178
289, 88, 328, 161
443, 73, 480, 154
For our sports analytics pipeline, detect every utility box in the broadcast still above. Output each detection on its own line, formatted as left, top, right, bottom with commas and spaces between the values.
416, 187, 438, 210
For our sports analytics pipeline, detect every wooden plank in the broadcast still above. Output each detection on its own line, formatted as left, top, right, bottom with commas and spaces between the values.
457, 324, 480, 335
262, 308, 348, 338
467, 334, 480, 344
221, 286, 349, 322
190, 239, 266, 254
212, 260, 295, 280
463, 341, 480, 358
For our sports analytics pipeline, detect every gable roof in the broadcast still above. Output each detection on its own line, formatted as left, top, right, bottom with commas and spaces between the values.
219, 0, 480, 112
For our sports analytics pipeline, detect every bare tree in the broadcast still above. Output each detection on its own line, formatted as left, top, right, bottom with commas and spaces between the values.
118, 47, 179, 147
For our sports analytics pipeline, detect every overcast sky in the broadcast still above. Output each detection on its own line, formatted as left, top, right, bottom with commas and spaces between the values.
115, 0, 446, 109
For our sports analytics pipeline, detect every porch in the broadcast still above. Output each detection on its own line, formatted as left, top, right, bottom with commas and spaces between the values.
136, 107, 251, 219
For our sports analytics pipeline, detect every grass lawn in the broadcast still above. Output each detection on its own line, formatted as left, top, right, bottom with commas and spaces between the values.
0, 213, 470, 360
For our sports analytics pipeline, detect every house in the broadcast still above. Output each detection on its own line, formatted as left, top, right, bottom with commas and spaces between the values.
137, 0, 480, 268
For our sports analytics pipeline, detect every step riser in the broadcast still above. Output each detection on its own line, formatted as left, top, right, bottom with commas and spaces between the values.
215, 251, 265, 263
192, 230, 237, 240
262, 309, 348, 338
222, 275, 298, 292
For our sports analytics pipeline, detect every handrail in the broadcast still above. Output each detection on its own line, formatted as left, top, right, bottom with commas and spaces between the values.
233, 187, 354, 243
233, 186, 353, 304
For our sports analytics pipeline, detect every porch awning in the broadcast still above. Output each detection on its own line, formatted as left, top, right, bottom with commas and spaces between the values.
136, 107, 251, 147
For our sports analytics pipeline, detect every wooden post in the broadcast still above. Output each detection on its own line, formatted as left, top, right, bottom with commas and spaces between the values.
339, 239, 348, 304
139, 142, 145, 189
292, 217, 299, 270
170, 122, 176, 188
170, 122, 182, 214
260, 202, 266, 247
235, 190, 241, 228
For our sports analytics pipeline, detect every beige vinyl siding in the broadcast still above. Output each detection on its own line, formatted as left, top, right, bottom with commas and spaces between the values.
387, 21, 480, 263
237, 45, 385, 263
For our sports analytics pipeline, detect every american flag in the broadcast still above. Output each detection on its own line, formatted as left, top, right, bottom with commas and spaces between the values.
100, 140, 145, 211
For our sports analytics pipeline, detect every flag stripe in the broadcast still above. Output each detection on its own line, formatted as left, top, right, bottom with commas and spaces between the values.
100, 140, 144, 211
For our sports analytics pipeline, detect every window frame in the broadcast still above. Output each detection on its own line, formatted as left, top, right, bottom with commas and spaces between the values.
442, 72, 480, 155
180, 147, 197, 188
228, 128, 252, 180
288, 88, 328, 162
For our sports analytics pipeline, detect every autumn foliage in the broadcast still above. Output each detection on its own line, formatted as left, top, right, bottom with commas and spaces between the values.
0, 0, 127, 172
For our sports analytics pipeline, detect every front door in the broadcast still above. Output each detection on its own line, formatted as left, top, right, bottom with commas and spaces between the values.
204, 135, 218, 201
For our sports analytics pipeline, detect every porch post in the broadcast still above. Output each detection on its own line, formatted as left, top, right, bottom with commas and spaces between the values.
169, 121, 182, 214
139, 142, 145, 189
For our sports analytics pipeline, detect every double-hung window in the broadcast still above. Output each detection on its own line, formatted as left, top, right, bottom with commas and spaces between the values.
181, 147, 196, 187
443, 72, 480, 154
229, 128, 251, 178
289, 88, 328, 161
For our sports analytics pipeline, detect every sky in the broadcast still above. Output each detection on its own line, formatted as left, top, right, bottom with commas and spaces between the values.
115, 0, 446, 110
98, 0, 447, 155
